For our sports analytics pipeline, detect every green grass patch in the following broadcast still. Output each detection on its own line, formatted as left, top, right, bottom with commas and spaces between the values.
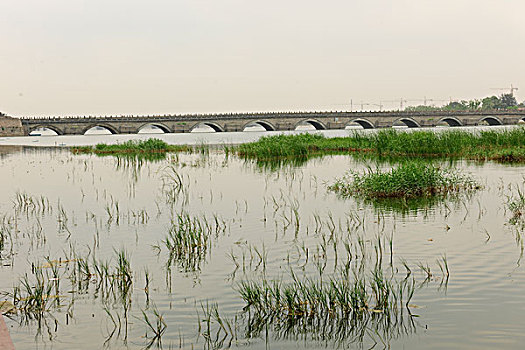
237, 128, 525, 163
71, 138, 192, 155
329, 162, 479, 199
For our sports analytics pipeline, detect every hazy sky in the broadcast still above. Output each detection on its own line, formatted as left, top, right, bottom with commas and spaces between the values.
1, 0, 524, 116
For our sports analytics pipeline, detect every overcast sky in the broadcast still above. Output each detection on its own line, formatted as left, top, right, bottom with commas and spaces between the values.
1, 0, 524, 116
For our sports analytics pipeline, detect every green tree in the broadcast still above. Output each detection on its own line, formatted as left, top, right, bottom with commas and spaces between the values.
499, 93, 517, 109
442, 101, 468, 111
467, 99, 481, 110
404, 105, 441, 112
481, 96, 501, 110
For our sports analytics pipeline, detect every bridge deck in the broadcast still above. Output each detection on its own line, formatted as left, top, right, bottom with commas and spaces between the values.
14, 110, 525, 136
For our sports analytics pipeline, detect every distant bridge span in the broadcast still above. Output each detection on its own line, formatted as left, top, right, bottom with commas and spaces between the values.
20, 110, 525, 135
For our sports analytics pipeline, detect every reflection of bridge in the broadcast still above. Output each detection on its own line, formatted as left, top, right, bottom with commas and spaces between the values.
21, 110, 525, 135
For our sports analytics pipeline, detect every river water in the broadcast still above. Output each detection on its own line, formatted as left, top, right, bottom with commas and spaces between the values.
0, 128, 524, 349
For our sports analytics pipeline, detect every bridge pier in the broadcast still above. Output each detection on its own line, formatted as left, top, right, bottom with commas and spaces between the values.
0, 116, 24, 136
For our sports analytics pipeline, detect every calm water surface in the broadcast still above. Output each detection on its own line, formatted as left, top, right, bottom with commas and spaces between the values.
0, 129, 524, 349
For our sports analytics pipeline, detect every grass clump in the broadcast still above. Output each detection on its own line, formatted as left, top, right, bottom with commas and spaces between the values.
329, 162, 478, 199
236, 266, 417, 344
162, 213, 226, 273
238, 133, 326, 159
72, 138, 192, 155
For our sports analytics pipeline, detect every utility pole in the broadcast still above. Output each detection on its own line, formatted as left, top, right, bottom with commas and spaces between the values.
400, 98, 406, 110
359, 101, 371, 111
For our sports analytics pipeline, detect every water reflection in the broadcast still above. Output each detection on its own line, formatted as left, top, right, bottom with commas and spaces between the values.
0, 145, 23, 158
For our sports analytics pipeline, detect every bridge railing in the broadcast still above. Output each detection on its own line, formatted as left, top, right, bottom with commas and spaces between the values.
19, 109, 525, 123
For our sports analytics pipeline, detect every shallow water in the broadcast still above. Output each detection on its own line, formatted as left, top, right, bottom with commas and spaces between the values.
0, 124, 516, 147
0, 134, 524, 349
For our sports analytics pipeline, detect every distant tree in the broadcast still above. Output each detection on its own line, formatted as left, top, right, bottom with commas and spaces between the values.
499, 93, 517, 109
405, 105, 441, 112
442, 101, 469, 111
481, 96, 502, 110
467, 99, 481, 110
404, 95, 518, 112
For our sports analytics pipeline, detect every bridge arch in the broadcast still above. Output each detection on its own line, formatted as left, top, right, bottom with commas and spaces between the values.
190, 122, 224, 132
83, 124, 119, 135
437, 117, 463, 127
294, 119, 327, 130
346, 118, 374, 129
479, 116, 503, 126
394, 118, 421, 128
28, 125, 63, 135
242, 120, 276, 131
138, 123, 172, 133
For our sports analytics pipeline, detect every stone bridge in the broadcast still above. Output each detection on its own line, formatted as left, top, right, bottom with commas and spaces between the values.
17, 110, 525, 135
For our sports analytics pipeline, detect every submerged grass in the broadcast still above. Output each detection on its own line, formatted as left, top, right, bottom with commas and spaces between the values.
139, 305, 167, 348
236, 266, 417, 345
162, 213, 227, 274
237, 128, 525, 163
238, 268, 415, 317
329, 162, 479, 199
508, 187, 525, 226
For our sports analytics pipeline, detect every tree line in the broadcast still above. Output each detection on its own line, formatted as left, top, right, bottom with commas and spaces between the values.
406, 94, 524, 112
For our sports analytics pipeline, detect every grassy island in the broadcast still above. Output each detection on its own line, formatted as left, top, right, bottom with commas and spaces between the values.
238, 128, 525, 163
329, 162, 479, 199
71, 138, 192, 155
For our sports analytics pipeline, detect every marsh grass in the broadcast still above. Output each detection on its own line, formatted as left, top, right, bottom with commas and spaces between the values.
71, 139, 192, 156
237, 268, 415, 317
161, 165, 188, 205
138, 305, 167, 349
237, 128, 525, 163
199, 301, 236, 349
2, 249, 134, 322
236, 266, 417, 346
329, 162, 478, 199
163, 213, 226, 273
0, 217, 12, 258
508, 187, 525, 225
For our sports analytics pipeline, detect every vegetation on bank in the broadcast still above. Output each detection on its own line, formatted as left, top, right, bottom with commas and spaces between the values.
71, 138, 192, 155
405, 93, 524, 112
329, 162, 478, 199
237, 128, 525, 163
